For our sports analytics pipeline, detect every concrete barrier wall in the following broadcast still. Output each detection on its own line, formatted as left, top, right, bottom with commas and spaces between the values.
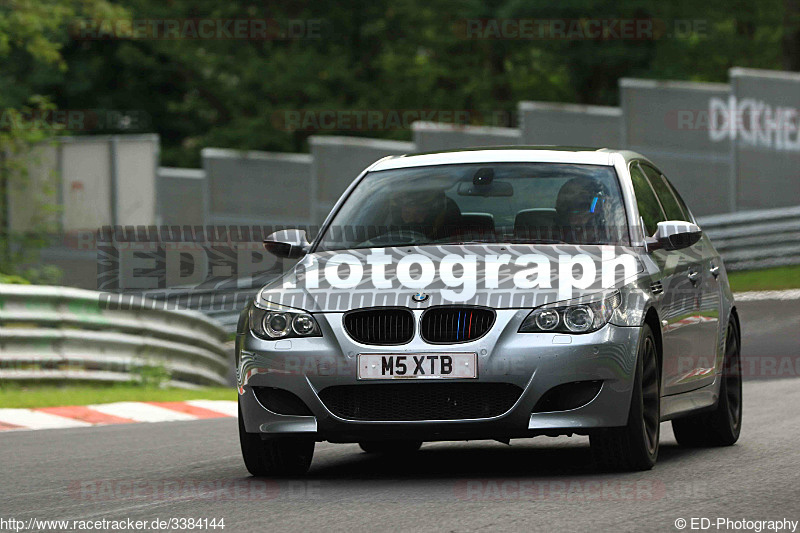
7, 143, 59, 234
114, 136, 157, 226
60, 138, 113, 230
620, 79, 732, 216
309, 135, 414, 224
7, 136, 158, 291
157, 167, 206, 226
728, 68, 800, 211
9, 134, 159, 233
412, 122, 520, 152
519, 101, 622, 147
201, 147, 313, 226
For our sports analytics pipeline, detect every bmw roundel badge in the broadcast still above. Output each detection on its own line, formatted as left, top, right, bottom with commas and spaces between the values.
411, 292, 430, 303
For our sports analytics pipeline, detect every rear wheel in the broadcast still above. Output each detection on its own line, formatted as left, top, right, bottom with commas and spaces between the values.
358, 441, 423, 454
672, 319, 742, 447
238, 400, 314, 476
591, 323, 661, 471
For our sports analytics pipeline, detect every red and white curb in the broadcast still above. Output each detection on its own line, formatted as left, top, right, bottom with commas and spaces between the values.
0, 400, 237, 432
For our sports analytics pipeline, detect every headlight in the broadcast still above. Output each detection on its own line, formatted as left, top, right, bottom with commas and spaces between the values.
519, 290, 621, 334
249, 303, 321, 340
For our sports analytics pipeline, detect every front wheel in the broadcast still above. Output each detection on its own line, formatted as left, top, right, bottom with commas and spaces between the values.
672, 318, 742, 447
591, 323, 661, 471
238, 400, 315, 476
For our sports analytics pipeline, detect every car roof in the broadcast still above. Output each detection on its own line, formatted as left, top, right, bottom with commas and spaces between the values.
370, 146, 643, 171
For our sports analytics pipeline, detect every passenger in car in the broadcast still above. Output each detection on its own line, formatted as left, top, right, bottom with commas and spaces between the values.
554, 178, 613, 245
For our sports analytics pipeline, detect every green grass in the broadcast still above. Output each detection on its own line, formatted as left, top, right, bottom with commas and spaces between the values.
728, 265, 800, 292
0, 383, 235, 409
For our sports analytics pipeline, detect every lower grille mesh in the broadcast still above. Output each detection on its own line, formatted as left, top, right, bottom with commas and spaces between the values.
318, 383, 523, 421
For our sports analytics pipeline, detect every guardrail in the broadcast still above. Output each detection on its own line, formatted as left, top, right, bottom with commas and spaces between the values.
0, 285, 230, 387
698, 205, 800, 271
127, 285, 263, 335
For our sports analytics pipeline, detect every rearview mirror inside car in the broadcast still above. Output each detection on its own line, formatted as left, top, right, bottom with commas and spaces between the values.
457, 181, 513, 197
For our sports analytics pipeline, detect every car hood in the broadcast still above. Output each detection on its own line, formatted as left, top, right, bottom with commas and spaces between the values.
258, 244, 644, 312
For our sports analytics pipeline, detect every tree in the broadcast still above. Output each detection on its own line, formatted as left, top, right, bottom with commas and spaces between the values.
0, 0, 127, 279
3, 0, 794, 171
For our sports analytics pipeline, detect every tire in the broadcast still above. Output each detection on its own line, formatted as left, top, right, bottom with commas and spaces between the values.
672, 319, 742, 447
591, 323, 661, 471
358, 441, 423, 454
238, 400, 315, 476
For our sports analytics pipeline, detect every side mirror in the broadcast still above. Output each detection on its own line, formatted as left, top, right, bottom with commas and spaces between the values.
263, 229, 310, 259
647, 221, 702, 251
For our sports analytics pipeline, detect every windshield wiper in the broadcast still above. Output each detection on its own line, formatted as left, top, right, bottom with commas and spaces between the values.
436, 238, 570, 246
437, 240, 498, 245
504, 238, 569, 245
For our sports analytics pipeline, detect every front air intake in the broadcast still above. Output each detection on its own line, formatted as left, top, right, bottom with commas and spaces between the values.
253, 387, 313, 416
532, 381, 603, 413
318, 383, 523, 421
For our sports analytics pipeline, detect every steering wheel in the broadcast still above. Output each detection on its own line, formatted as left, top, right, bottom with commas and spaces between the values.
359, 229, 431, 247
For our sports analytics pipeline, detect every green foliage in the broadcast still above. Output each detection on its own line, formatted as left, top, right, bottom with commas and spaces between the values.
0, 272, 30, 284
0, 0, 129, 279
129, 361, 172, 388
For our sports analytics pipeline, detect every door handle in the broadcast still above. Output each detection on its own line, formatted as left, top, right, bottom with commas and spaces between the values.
687, 269, 700, 283
709, 264, 720, 278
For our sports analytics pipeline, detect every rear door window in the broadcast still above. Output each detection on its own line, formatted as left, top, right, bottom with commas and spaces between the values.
641, 164, 687, 221
662, 176, 695, 224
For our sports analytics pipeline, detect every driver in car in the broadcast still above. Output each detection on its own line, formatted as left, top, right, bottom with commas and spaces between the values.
387, 188, 460, 241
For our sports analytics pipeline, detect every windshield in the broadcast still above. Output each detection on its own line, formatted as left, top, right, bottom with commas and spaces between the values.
315, 162, 630, 251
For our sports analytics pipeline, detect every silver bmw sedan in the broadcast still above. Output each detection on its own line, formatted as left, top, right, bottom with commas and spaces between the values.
236, 147, 742, 474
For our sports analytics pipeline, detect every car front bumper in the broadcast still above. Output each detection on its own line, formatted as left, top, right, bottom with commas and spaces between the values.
237, 308, 642, 442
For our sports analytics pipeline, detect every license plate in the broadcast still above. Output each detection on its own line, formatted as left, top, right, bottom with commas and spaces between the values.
358, 353, 477, 380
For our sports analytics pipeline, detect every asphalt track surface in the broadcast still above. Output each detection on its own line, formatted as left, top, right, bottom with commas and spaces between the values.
1, 300, 798, 533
